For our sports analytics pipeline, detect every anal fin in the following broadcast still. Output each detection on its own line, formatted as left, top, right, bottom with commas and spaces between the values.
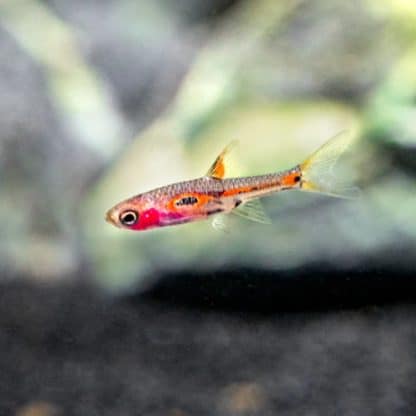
231, 199, 272, 224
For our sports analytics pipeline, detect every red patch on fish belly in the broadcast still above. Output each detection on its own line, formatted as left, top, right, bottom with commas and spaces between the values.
133, 208, 161, 230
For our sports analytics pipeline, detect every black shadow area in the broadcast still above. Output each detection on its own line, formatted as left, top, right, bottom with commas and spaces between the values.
140, 264, 416, 314
1, 274, 416, 415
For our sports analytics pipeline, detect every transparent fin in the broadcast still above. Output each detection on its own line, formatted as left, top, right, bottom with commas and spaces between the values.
231, 199, 272, 224
300, 131, 360, 199
206, 140, 238, 179
211, 214, 231, 233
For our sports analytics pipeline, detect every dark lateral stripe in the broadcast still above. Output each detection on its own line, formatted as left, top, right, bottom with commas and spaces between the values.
207, 208, 224, 215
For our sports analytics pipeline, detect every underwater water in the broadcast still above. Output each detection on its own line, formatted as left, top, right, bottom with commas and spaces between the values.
1, 0, 416, 414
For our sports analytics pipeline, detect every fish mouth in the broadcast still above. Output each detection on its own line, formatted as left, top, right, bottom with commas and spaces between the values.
105, 209, 116, 226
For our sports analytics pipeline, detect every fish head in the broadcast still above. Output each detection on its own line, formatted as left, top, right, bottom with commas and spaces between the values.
106, 184, 225, 231
105, 194, 163, 231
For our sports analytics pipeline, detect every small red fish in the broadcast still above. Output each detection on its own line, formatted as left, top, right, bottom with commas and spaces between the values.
105, 132, 355, 231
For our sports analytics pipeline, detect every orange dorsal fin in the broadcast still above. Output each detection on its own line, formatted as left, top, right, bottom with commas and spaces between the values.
205, 141, 237, 179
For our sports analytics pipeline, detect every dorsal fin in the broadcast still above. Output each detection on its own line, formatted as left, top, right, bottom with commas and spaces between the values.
206, 141, 237, 179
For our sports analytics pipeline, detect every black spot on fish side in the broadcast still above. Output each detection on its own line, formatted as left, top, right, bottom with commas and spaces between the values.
234, 199, 242, 208
176, 196, 198, 206
294, 175, 301, 183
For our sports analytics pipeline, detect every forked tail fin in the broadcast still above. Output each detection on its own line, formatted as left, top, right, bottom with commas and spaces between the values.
300, 131, 359, 199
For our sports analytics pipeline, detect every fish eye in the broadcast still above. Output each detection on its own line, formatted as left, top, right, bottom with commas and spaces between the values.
119, 210, 139, 226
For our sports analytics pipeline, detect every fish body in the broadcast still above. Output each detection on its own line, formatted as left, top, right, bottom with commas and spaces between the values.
106, 132, 355, 231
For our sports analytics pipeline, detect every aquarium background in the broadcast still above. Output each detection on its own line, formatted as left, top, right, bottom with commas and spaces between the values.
1, 0, 416, 415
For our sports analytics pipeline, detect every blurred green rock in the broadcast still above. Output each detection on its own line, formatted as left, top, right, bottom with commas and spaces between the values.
84, 100, 363, 291
84, 0, 416, 292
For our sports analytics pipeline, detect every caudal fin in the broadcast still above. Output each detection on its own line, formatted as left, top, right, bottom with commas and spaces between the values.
300, 131, 359, 199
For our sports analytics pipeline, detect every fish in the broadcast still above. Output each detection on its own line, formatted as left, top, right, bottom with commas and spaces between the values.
105, 131, 357, 231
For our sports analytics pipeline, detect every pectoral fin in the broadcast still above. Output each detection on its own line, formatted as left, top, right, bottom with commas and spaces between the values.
211, 214, 231, 233
206, 141, 237, 179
